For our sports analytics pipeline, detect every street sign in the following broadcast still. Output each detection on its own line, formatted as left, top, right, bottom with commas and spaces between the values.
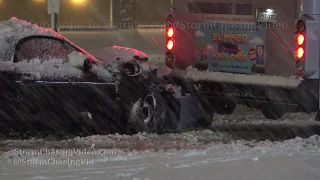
48, 0, 60, 14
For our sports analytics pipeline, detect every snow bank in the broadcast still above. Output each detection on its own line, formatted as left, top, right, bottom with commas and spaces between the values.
184, 67, 303, 88
1, 134, 320, 165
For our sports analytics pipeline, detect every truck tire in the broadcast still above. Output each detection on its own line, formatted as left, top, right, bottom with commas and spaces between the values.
214, 100, 236, 115
261, 106, 284, 120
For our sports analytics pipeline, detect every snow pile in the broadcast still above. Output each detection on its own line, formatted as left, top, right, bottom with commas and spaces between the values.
184, 67, 302, 88
0, 57, 84, 81
1, 135, 320, 168
0, 17, 59, 38
90, 64, 113, 81
67, 51, 86, 68
0, 18, 62, 61
214, 105, 317, 124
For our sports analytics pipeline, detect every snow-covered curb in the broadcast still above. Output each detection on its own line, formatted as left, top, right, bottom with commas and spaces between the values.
1, 132, 320, 162
184, 67, 302, 89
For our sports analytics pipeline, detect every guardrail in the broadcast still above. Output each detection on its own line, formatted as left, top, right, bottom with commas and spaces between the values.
58, 26, 118, 31
136, 24, 166, 29
58, 24, 166, 31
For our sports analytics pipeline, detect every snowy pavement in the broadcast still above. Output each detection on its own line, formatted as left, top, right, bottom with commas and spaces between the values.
1, 134, 320, 180
1, 105, 320, 180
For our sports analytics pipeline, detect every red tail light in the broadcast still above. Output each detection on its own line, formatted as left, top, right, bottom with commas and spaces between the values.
296, 47, 304, 59
165, 14, 175, 67
167, 28, 174, 38
167, 40, 174, 50
296, 34, 304, 46
295, 23, 305, 59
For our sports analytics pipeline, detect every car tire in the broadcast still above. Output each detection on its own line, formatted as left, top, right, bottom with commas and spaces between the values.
261, 105, 285, 120
128, 92, 179, 133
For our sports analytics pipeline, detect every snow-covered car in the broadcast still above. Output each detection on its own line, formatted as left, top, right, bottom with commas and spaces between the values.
0, 17, 182, 136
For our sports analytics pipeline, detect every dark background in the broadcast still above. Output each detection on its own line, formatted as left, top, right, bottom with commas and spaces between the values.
0, 0, 172, 27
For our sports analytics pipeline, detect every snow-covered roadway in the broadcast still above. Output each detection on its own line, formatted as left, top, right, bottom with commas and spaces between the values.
1, 133, 320, 180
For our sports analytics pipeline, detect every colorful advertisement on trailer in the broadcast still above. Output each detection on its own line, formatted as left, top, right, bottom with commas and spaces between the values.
195, 15, 266, 73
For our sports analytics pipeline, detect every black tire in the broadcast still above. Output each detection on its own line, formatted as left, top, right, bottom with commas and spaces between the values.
128, 92, 179, 133
214, 100, 236, 115
261, 106, 285, 120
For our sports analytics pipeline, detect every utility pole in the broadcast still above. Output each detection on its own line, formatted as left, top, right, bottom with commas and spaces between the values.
47, 0, 60, 32
110, 0, 113, 26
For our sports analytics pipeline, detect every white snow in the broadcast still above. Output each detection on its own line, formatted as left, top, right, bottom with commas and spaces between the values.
90, 64, 113, 80
148, 55, 303, 89
0, 17, 61, 61
87, 45, 148, 62
0, 58, 84, 81
1, 134, 320, 180
184, 67, 302, 88
67, 51, 86, 68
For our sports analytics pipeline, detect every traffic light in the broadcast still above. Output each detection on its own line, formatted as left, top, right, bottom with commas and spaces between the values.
294, 15, 319, 79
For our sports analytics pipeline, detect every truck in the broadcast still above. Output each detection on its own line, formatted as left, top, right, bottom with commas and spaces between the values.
163, 0, 320, 120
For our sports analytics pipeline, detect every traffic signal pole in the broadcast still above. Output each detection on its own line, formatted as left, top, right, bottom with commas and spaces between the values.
51, 13, 58, 32
47, 0, 60, 32
110, 0, 113, 26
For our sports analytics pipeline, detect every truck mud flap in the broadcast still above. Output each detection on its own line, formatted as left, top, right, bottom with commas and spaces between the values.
296, 79, 319, 113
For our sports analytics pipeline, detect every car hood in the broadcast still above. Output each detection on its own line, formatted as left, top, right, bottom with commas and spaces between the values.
87, 45, 148, 62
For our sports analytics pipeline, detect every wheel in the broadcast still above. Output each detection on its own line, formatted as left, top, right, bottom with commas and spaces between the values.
128, 92, 179, 133
261, 106, 284, 120
214, 100, 236, 115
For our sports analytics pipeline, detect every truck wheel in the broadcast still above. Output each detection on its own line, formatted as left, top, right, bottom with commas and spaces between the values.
214, 100, 236, 115
261, 106, 284, 120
